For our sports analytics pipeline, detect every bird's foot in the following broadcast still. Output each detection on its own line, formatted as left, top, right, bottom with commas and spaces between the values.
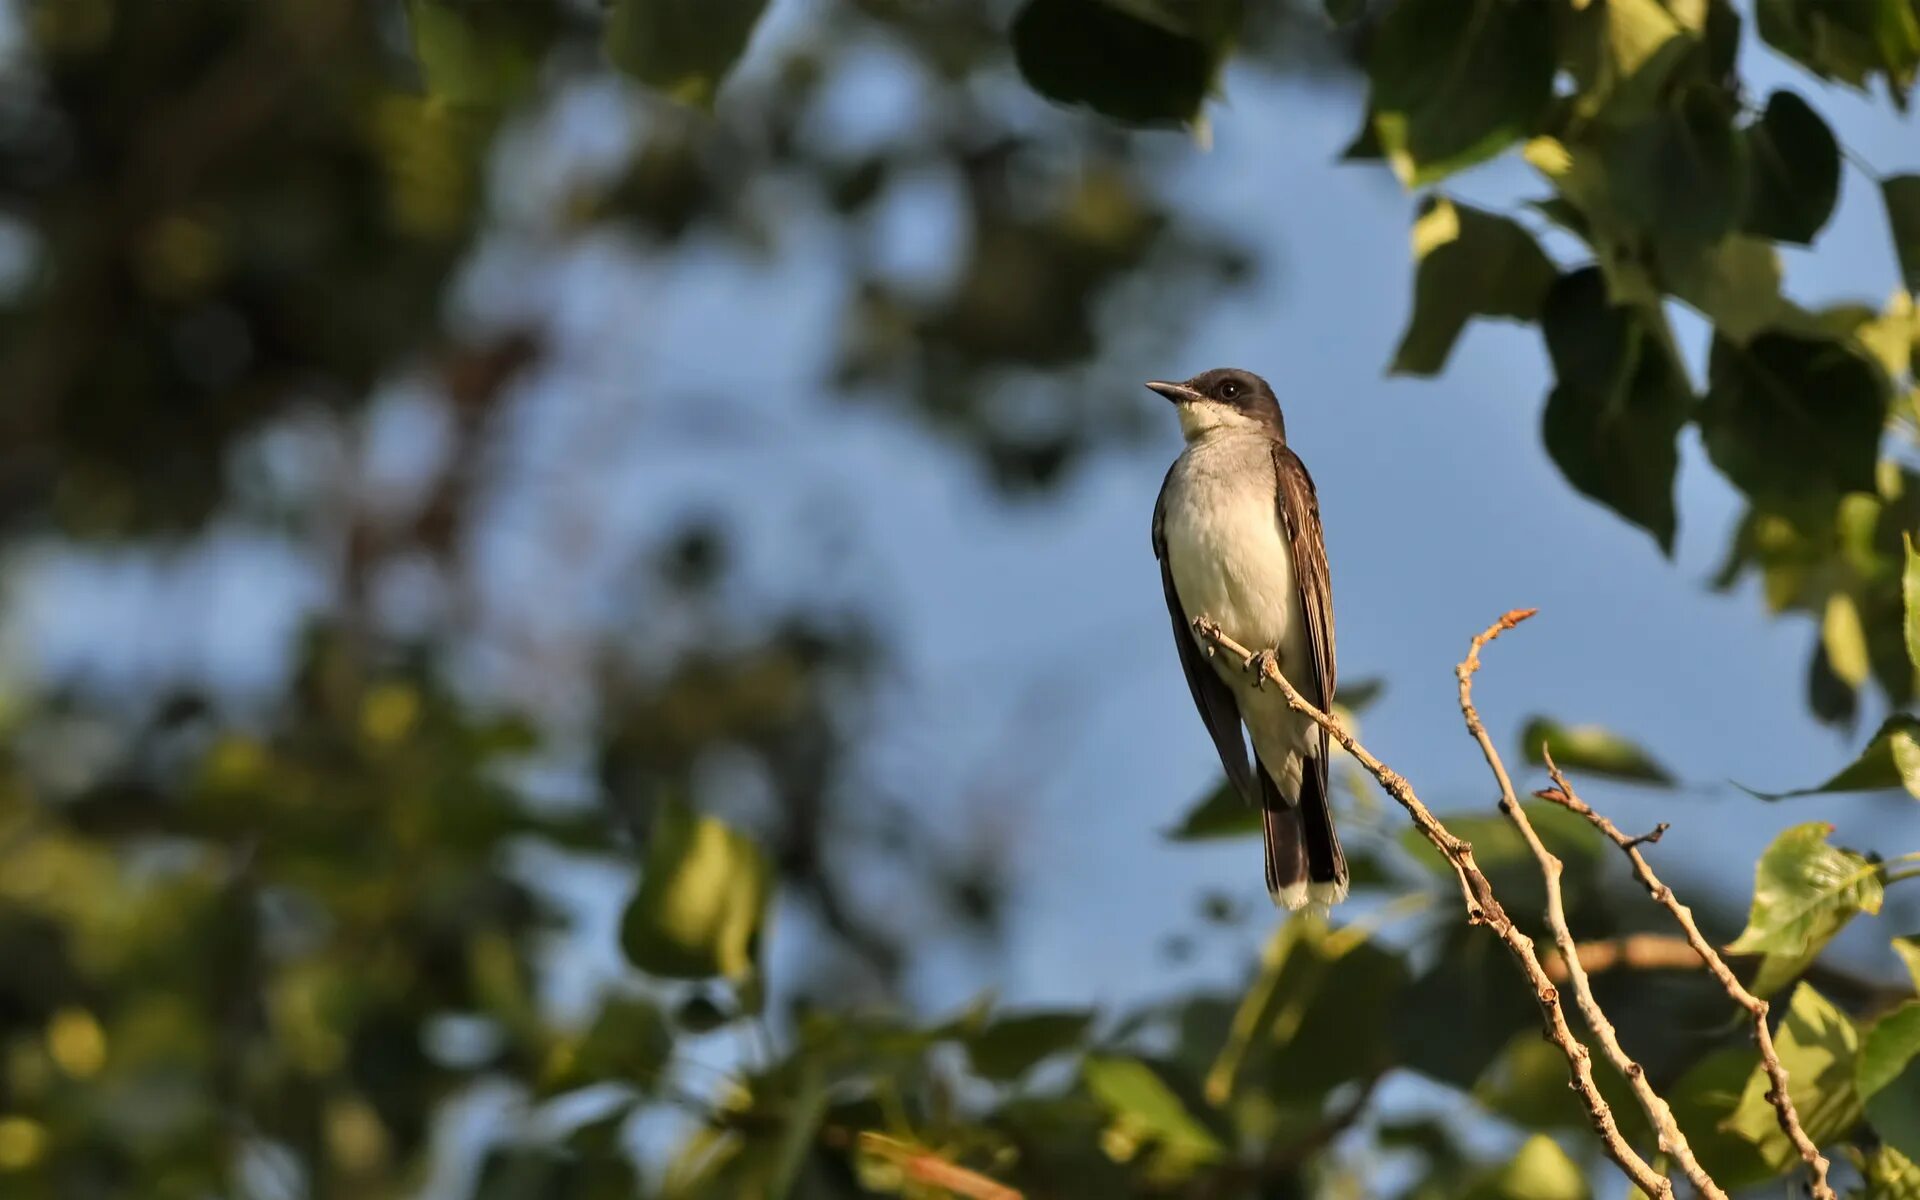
1244, 648, 1281, 688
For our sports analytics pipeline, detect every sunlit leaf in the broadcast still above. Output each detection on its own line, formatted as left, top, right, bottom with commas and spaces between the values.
1391, 196, 1557, 376
1727, 823, 1884, 995
1746, 715, 1920, 800
1740, 90, 1840, 244
1485, 1134, 1589, 1200
1906, 534, 1920, 674
1368, 0, 1553, 185
620, 801, 771, 981
1891, 176, 1920, 292
1721, 983, 1863, 1168
1860, 1002, 1920, 1099
1824, 591, 1873, 688
1864, 1002, 1920, 1160
965, 1009, 1093, 1081
1660, 235, 1789, 343
1519, 713, 1674, 784
1559, 0, 1694, 124
1857, 1144, 1920, 1200
1896, 936, 1920, 990
1537, 269, 1690, 553
1011, 0, 1242, 126
1082, 1056, 1223, 1169
605, 0, 770, 108
1664, 1045, 1779, 1189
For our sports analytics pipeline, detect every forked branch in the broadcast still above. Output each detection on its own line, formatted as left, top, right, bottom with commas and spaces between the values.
1535, 758, 1837, 1200
1190, 613, 1673, 1199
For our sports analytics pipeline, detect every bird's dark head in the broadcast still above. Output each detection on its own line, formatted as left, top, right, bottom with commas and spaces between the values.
1146, 368, 1283, 442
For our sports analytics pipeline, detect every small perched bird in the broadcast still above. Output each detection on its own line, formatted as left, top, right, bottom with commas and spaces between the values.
1149, 368, 1346, 909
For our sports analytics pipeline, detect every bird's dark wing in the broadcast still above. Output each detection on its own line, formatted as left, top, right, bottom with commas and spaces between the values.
1153, 466, 1257, 806
1272, 443, 1335, 789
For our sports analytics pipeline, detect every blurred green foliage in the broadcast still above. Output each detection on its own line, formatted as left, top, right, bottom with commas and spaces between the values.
1, 0, 1919, 1197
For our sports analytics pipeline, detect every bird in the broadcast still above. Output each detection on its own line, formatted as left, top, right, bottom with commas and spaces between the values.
1148, 367, 1346, 909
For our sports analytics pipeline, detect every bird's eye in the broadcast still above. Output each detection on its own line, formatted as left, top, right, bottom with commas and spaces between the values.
1218, 381, 1240, 400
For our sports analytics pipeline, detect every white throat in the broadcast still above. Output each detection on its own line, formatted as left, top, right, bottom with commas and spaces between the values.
1177, 401, 1270, 443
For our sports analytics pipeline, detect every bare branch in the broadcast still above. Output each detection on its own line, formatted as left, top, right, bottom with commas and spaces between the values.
1457, 623, 1718, 1200
1535, 759, 1838, 1200
1190, 613, 1672, 1199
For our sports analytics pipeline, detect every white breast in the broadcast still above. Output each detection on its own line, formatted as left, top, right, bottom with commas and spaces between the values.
1161, 432, 1319, 775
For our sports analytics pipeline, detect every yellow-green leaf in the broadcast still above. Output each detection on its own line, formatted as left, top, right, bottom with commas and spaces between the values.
1905, 534, 1920, 674
1720, 983, 1862, 1166
1727, 823, 1884, 995
1083, 1056, 1223, 1171
620, 801, 770, 981
1824, 591, 1872, 688
1489, 1134, 1589, 1200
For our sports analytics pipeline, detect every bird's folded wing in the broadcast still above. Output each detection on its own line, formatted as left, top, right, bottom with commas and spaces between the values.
1273, 443, 1335, 795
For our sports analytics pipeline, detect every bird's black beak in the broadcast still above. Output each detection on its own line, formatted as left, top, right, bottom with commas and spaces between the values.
1146, 380, 1202, 404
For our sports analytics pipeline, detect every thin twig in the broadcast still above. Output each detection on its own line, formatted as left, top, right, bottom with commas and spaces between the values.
853, 1132, 1023, 1200
1458, 622, 1711, 1200
1190, 614, 1671, 1199
1535, 756, 1838, 1200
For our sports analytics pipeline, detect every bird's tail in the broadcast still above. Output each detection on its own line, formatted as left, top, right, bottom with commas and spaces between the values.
1261, 759, 1347, 911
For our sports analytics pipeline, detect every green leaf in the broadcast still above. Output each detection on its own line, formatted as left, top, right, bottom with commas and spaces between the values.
1660, 235, 1790, 343
1699, 330, 1889, 506
1740, 91, 1841, 244
1896, 935, 1920, 990
1665, 1045, 1780, 1189
1860, 1002, 1920, 1099
620, 801, 771, 980
1163, 779, 1258, 841
1858, 1144, 1920, 1200
1368, 0, 1554, 186
1334, 675, 1386, 715
1537, 269, 1691, 553
1206, 915, 1407, 1106
1824, 591, 1873, 688
965, 1010, 1093, 1081
408, 0, 550, 108
605, 0, 770, 108
1519, 713, 1673, 784
1485, 1134, 1589, 1200
1602, 87, 1746, 250
1082, 1056, 1224, 1167
1559, 0, 1696, 124
1757, 0, 1920, 103
542, 996, 673, 1095
1726, 822, 1884, 995
1011, 0, 1242, 126
1864, 1002, 1920, 1160
1894, 177, 1920, 300
1325, 0, 1365, 23
1721, 983, 1864, 1167
1906, 534, 1920, 674
1747, 715, 1920, 799
1391, 196, 1557, 376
